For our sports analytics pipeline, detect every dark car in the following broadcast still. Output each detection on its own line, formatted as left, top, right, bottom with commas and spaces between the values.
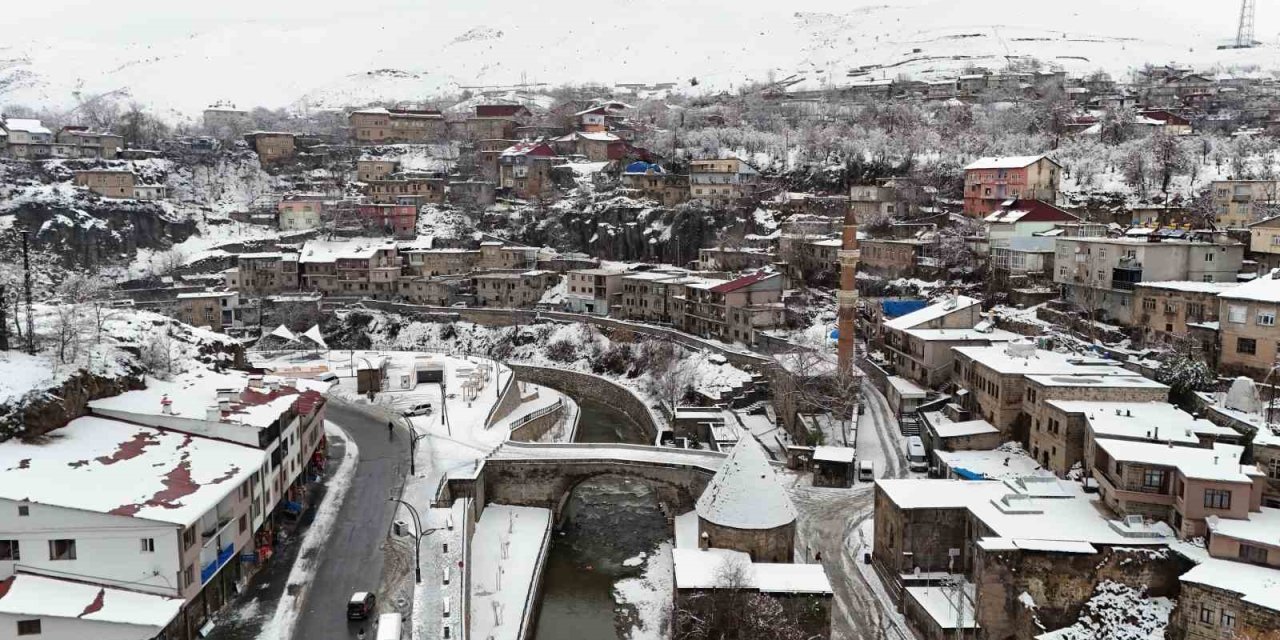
347, 591, 376, 620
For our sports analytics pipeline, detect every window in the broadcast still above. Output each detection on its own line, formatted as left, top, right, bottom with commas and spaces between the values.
1202, 274, 1214, 283
48, 539, 76, 561
18, 505, 28, 517
1199, 604, 1214, 624
1269, 458, 1280, 480
183, 527, 196, 550
1204, 488, 1232, 510
1237, 338, 1257, 355
1143, 298, 1156, 312
183, 564, 195, 587
1220, 610, 1236, 628
140, 538, 155, 553
1240, 543, 1269, 564
1259, 312, 1276, 326
0, 540, 18, 561
1229, 305, 1247, 323
1205, 252, 1216, 262
240, 515, 249, 533
16, 620, 41, 636
1143, 468, 1165, 489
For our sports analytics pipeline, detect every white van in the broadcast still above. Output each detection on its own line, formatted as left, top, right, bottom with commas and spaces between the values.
376, 613, 402, 640
906, 436, 928, 472
858, 459, 875, 482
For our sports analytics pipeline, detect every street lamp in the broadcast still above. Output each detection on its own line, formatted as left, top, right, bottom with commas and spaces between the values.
406, 419, 427, 476
387, 497, 442, 584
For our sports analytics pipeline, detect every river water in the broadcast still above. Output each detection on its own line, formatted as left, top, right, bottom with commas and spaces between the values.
533, 398, 669, 640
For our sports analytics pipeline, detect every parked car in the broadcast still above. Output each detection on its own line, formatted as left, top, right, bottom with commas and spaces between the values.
403, 402, 433, 417
316, 372, 339, 385
347, 592, 376, 620
858, 459, 875, 482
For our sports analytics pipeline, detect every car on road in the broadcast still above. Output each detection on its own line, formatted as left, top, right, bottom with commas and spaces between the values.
316, 372, 339, 385
347, 592, 376, 620
906, 436, 928, 472
858, 459, 875, 482
402, 402, 433, 417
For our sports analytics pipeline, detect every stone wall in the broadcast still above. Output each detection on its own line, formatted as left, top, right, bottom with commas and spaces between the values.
698, 517, 795, 563
0, 369, 147, 441
480, 458, 713, 520
508, 405, 567, 443
872, 487, 974, 600
973, 545, 1189, 640
1173, 581, 1280, 640
508, 364, 660, 441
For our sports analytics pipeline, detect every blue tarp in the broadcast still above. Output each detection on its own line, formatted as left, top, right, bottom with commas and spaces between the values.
624, 161, 663, 174
882, 300, 927, 319
952, 467, 986, 481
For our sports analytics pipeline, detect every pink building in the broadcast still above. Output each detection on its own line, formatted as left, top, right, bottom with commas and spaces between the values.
357, 204, 417, 238
963, 154, 1061, 217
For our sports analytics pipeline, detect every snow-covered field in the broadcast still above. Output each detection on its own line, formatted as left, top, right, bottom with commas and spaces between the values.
6, 0, 1276, 117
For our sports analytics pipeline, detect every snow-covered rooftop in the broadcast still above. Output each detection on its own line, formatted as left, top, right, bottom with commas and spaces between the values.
1047, 401, 1228, 445
1220, 270, 1280, 302
964, 154, 1049, 170
906, 583, 978, 629
1024, 373, 1168, 390
1180, 553, 1280, 612
1208, 506, 1280, 548
0, 416, 264, 525
1135, 280, 1240, 294
695, 439, 796, 530
671, 548, 832, 594
813, 446, 855, 463
955, 344, 1135, 377
2, 118, 52, 135
883, 295, 980, 331
90, 371, 326, 430
904, 328, 1020, 342
936, 447, 1049, 480
0, 574, 183, 630
888, 375, 928, 399
298, 239, 395, 263
924, 413, 999, 438
876, 477, 1174, 547
1095, 439, 1257, 483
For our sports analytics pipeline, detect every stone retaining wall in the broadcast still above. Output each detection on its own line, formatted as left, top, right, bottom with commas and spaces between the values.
507, 364, 660, 441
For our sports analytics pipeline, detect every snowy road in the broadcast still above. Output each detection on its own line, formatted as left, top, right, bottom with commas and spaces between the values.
791, 370, 913, 640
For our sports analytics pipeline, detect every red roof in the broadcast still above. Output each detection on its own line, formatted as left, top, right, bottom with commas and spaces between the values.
476, 104, 530, 118
502, 141, 556, 157
710, 271, 777, 294
984, 199, 1078, 223
1139, 109, 1191, 127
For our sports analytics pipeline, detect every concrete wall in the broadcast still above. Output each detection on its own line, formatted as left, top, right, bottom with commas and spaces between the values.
508, 364, 659, 442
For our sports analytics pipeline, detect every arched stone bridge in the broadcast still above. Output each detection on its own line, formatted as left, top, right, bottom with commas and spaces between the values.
444, 442, 730, 520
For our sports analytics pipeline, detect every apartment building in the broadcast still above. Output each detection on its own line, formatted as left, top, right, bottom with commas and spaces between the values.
73, 169, 136, 199
0, 117, 53, 158
175, 291, 243, 332
1218, 270, 1280, 378
348, 107, 445, 144
565, 268, 627, 315
498, 141, 560, 199
478, 241, 539, 271
398, 275, 469, 306
364, 177, 445, 205
1054, 237, 1244, 326
244, 131, 295, 163
616, 270, 690, 323
224, 252, 300, 296
880, 296, 1019, 389
697, 246, 775, 272
1132, 280, 1237, 344
356, 204, 417, 238
858, 238, 932, 279
402, 248, 480, 277
672, 272, 784, 344
356, 159, 399, 182
277, 194, 328, 232
1176, 509, 1280, 640
953, 342, 1157, 434
689, 157, 760, 203
1211, 179, 1280, 228
473, 270, 559, 308
202, 106, 250, 130
962, 154, 1060, 216
298, 239, 401, 297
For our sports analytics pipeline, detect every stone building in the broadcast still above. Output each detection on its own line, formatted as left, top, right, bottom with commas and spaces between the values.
364, 177, 445, 205
402, 248, 480, 277
55, 126, 123, 159
621, 162, 689, 206
224, 252, 300, 296
1022, 377, 1172, 474
349, 107, 445, 144
73, 169, 135, 198
565, 268, 626, 315
398, 275, 469, 306
277, 194, 328, 232
697, 247, 775, 272
1218, 270, 1280, 379
858, 238, 931, 279
356, 159, 399, 182
1132, 281, 1237, 346
689, 157, 759, 203
472, 270, 559, 308
616, 270, 690, 323
174, 291, 242, 332
244, 131, 296, 163
695, 439, 796, 562
671, 272, 785, 345
298, 239, 401, 298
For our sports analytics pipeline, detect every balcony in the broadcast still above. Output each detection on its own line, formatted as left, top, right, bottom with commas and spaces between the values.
200, 541, 236, 584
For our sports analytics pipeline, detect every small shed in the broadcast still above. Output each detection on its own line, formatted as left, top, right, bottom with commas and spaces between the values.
812, 446, 856, 488
355, 355, 388, 394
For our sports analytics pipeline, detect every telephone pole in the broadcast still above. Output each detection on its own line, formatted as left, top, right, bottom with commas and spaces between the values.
0, 285, 8, 351
20, 231, 34, 355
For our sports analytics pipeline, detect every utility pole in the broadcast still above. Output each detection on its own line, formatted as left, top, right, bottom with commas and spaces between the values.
0, 285, 8, 351
21, 231, 34, 355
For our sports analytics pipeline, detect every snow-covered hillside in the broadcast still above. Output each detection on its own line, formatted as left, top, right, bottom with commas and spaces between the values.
4, 0, 1277, 117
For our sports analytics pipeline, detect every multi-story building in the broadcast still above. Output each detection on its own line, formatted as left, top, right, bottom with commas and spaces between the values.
244, 132, 296, 163
202, 106, 250, 131
981, 199, 1078, 246
356, 204, 417, 238
348, 107, 445, 144
398, 275, 469, 306
364, 177, 445, 205
672, 272, 784, 344
55, 126, 123, 159
475, 138, 520, 181
498, 141, 560, 199
849, 178, 932, 220
565, 268, 627, 315
277, 194, 328, 232
356, 159, 399, 182
858, 238, 932, 279
73, 169, 136, 199
880, 296, 1019, 389
1176, 508, 1280, 640
472, 270, 559, 308
477, 242, 539, 270
1132, 281, 1237, 344
1218, 270, 1280, 378
298, 239, 401, 298
1248, 214, 1280, 270
616, 270, 691, 323
962, 154, 1060, 216
697, 246, 775, 272
1211, 179, 1280, 228
0, 117, 53, 158
953, 342, 1157, 434
402, 248, 480, 277
689, 157, 760, 204
552, 131, 626, 162
778, 235, 841, 284
621, 162, 689, 206
175, 291, 243, 332
1053, 237, 1244, 326
224, 252, 300, 296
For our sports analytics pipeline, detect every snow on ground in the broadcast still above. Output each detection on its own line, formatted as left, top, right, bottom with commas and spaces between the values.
612, 542, 674, 640
469, 505, 552, 640
1036, 581, 1174, 640
256, 421, 358, 640
126, 220, 287, 279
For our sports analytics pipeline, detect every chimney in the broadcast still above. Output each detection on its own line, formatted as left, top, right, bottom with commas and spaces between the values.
218, 398, 231, 413
161, 395, 174, 416
1125, 409, 1131, 417
206, 405, 222, 422
1154, 427, 1159, 440
266, 378, 279, 392
248, 375, 264, 389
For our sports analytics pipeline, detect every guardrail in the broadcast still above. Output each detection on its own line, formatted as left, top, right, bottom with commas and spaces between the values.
507, 398, 565, 431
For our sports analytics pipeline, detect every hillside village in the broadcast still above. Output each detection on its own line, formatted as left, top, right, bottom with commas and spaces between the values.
4, 27, 1280, 640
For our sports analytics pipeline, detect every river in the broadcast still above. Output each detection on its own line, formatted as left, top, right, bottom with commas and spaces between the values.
533, 398, 670, 640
